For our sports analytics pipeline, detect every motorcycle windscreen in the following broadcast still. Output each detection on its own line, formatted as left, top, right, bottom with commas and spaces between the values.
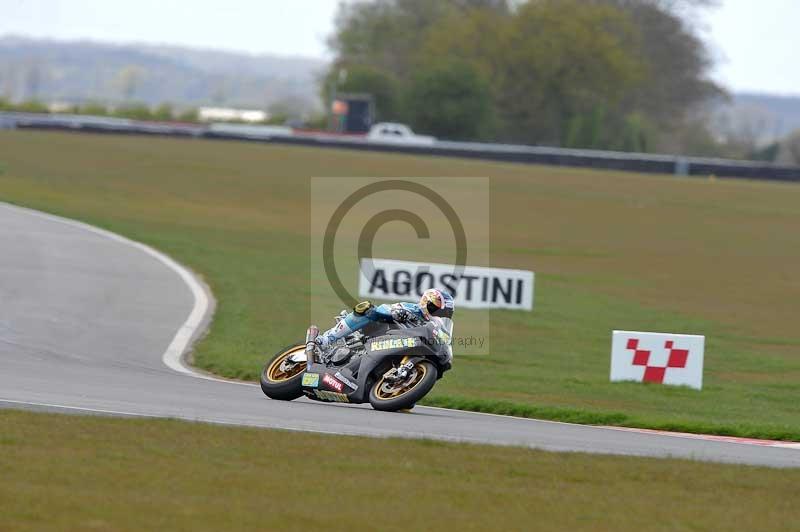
435, 317, 454, 360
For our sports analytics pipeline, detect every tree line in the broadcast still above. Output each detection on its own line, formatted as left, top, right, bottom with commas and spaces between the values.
323, 0, 727, 154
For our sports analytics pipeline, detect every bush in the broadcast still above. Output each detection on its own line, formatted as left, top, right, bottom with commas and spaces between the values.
79, 103, 110, 116
113, 104, 153, 121
13, 100, 49, 113
152, 103, 174, 121
176, 108, 198, 122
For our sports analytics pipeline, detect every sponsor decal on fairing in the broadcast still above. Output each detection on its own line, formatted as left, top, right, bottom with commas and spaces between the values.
322, 373, 344, 392
334, 372, 358, 390
370, 337, 417, 351
313, 389, 349, 403
302, 373, 320, 387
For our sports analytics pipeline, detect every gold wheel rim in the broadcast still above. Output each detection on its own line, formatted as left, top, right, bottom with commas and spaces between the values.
266, 347, 305, 382
374, 363, 427, 401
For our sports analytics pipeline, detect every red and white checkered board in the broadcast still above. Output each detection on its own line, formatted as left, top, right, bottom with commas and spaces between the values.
610, 331, 705, 390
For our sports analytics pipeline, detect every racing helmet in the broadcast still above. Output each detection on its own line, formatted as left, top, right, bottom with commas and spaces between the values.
419, 288, 455, 320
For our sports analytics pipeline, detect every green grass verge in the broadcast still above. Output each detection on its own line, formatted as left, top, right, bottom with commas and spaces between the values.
424, 396, 800, 441
2, 409, 799, 532
1, 130, 799, 440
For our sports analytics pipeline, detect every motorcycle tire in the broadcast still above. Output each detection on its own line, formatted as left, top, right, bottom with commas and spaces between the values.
260, 344, 306, 401
368, 360, 437, 412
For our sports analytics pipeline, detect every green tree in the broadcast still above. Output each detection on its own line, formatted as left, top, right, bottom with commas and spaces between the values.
152, 103, 174, 121
176, 108, 199, 122
322, 64, 400, 121
405, 60, 493, 140
325, 0, 722, 152
150, 103, 174, 122
329, 1, 512, 80
618, 112, 657, 153
114, 104, 152, 121
599, 0, 724, 127
14, 100, 49, 113
780, 130, 800, 165
432, 0, 644, 145
329, 0, 457, 80
79, 102, 110, 116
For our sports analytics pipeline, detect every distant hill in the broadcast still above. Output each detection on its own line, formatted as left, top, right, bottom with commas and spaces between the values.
2, 35, 799, 144
0, 35, 327, 112
713, 92, 800, 145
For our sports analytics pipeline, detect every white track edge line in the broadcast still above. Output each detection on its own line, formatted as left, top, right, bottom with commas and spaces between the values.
600, 425, 800, 450
0, 202, 250, 385
4, 203, 798, 450
1, 205, 591, 423
0, 398, 515, 446
0, 398, 367, 437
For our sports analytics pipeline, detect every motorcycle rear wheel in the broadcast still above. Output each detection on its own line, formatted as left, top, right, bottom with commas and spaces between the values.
260, 344, 306, 401
368, 360, 437, 412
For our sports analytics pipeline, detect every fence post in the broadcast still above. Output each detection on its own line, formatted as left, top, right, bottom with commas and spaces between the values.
675, 158, 690, 176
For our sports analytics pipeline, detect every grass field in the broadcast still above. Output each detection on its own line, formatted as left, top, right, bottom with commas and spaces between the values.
2, 409, 799, 531
1, 130, 799, 438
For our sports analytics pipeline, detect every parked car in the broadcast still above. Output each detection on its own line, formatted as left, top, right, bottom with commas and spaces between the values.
367, 122, 435, 145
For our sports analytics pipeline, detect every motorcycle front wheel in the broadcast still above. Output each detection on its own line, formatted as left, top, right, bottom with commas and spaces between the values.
260, 344, 306, 401
368, 360, 437, 412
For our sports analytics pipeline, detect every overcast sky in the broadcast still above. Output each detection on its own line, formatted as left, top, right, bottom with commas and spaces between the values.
1, 0, 797, 95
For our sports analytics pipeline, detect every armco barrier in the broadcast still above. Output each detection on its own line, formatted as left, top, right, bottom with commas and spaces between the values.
3, 111, 799, 182
3, 112, 205, 137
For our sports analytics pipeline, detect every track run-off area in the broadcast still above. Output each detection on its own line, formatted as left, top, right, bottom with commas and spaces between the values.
1, 202, 799, 468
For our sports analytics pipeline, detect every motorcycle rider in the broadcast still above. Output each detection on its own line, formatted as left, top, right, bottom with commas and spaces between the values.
314, 288, 455, 350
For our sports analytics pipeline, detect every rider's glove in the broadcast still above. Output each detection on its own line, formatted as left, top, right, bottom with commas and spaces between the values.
314, 335, 331, 349
391, 306, 412, 323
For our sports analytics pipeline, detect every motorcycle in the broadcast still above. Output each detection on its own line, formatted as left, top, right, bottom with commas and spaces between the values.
260, 310, 453, 411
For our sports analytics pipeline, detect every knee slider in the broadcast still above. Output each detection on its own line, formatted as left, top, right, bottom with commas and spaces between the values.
354, 300, 373, 316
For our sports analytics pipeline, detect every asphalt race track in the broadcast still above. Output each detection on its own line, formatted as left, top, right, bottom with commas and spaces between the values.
1, 202, 798, 468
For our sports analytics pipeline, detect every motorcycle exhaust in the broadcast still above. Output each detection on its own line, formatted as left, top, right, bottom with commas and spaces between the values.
305, 325, 319, 370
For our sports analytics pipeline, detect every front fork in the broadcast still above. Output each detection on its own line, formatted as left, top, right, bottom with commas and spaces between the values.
384, 355, 415, 382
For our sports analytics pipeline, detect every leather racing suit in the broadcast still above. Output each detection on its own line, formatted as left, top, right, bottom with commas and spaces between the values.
316, 301, 435, 350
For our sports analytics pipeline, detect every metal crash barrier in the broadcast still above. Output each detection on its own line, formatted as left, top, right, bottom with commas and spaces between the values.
3, 111, 798, 182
